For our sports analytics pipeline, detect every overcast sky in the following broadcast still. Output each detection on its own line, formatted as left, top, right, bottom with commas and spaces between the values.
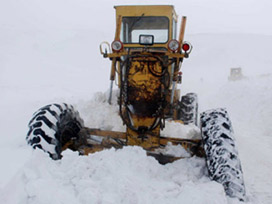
1, 0, 272, 35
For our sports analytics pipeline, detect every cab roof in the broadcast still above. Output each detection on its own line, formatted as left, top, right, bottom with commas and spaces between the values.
114, 5, 178, 21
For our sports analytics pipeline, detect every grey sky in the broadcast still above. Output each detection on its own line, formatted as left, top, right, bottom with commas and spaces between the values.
1, 0, 271, 35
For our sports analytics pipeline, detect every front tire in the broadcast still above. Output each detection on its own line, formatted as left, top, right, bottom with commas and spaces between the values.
26, 103, 84, 159
179, 93, 198, 125
201, 108, 246, 201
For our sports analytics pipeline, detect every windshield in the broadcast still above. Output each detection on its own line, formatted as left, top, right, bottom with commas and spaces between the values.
121, 16, 169, 44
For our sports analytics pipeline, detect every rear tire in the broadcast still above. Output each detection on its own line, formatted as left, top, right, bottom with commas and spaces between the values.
179, 93, 198, 125
26, 103, 84, 159
201, 108, 246, 201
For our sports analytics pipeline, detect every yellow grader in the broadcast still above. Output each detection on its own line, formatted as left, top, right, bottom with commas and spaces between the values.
26, 5, 246, 201
96, 5, 200, 163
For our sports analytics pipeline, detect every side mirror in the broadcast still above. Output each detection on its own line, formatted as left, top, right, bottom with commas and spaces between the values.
99, 41, 111, 57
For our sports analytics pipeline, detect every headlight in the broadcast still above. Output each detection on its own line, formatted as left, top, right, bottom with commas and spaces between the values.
168, 39, 180, 52
111, 40, 123, 52
139, 35, 154, 45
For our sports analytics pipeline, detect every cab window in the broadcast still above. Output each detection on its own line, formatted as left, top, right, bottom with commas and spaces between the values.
172, 19, 177, 39
121, 16, 169, 44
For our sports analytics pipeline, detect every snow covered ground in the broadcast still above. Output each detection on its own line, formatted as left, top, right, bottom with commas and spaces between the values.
2, 72, 272, 204
1, 0, 272, 203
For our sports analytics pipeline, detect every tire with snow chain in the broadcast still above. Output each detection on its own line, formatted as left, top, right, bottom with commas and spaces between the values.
26, 103, 84, 160
179, 93, 198, 125
200, 108, 246, 201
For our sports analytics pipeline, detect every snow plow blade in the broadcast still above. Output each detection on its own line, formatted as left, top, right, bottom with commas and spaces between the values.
70, 127, 205, 164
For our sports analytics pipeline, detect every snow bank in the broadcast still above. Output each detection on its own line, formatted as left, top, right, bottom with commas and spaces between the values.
2, 74, 272, 204
1, 147, 230, 204
0, 87, 246, 204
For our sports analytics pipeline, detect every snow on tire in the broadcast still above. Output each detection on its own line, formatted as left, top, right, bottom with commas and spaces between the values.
200, 108, 246, 201
179, 93, 198, 125
26, 103, 84, 160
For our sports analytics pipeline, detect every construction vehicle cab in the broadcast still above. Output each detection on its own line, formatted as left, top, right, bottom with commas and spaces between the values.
117, 5, 177, 47
101, 5, 191, 56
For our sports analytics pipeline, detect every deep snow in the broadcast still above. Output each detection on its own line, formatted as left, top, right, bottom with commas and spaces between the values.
1, 0, 272, 203
1, 75, 272, 204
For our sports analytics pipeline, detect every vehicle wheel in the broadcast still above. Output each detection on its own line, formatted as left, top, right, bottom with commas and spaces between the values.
179, 93, 198, 125
26, 103, 84, 159
201, 108, 246, 201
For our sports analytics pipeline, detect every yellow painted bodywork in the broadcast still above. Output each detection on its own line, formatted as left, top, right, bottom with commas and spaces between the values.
114, 5, 177, 18
95, 5, 195, 156
114, 5, 178, 50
